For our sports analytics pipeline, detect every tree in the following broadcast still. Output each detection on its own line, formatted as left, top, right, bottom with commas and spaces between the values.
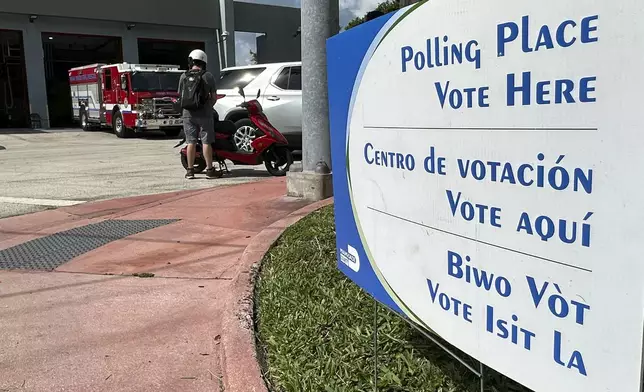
345, 0, 402, 30
249, 50, 258, 65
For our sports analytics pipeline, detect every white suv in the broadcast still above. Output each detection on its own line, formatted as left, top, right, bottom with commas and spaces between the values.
214, 62, 302, 152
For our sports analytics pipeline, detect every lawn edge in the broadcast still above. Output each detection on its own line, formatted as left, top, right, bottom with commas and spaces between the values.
220, 197, 334, 392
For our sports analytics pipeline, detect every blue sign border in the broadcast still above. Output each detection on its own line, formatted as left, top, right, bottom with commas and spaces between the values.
327, 3, 432, 331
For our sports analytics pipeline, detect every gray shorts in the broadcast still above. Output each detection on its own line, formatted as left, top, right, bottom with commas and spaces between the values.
183, 116, 215, 144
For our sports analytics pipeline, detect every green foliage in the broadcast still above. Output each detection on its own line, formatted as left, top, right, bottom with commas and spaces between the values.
249, 50, 258, 65
345, 1, 402, 30
255, 206, 532, 392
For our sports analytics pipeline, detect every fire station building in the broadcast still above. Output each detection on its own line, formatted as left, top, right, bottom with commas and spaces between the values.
0, 0, 301, 129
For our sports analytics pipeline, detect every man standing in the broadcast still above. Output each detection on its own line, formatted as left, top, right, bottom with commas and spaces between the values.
179, 49, 221, 179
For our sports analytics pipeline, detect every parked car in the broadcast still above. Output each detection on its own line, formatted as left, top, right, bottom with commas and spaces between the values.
214, 62, 302, 152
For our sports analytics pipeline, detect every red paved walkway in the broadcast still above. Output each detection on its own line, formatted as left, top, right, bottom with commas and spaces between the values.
0, 178, 311, 392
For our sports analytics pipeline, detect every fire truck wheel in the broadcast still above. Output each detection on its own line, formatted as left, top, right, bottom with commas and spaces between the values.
112, 111, 133, 138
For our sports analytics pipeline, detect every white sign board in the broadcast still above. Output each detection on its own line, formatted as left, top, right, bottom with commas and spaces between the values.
327, 1, 644, 391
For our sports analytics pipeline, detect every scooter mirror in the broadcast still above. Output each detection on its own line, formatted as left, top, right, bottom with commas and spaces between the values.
238, 87, 245, 99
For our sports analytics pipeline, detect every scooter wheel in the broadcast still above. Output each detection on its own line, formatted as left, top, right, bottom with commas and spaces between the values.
181, 154, 207, 174
264, 146, 294, 177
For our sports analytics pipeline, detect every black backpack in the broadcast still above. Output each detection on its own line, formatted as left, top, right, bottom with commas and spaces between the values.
180, 69, 208, 110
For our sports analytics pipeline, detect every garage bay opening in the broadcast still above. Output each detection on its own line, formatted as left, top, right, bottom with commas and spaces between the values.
42, 33, 122, 128
0, 30, 29, 129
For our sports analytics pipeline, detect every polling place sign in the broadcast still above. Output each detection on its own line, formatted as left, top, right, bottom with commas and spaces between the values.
327, 1, 644, 391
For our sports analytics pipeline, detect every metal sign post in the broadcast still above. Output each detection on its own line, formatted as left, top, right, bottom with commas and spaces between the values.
372, 300, 486, 392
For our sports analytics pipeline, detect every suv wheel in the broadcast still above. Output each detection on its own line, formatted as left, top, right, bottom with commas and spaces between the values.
233, 118, 257, 153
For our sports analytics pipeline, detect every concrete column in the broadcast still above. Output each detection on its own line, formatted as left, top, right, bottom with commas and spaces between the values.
219, 0, 235, 67
285, 0, 338, 201
205, 36, 220, 77
301, 0, 334, 171
22, 23, 49, 129
121, 31, 139, 63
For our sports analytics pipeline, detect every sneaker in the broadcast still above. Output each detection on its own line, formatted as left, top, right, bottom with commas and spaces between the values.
185, 169, 195, 179
206, 168, 223, 179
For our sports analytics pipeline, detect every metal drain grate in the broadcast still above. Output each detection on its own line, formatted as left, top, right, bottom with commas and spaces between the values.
0, 219, 179, 271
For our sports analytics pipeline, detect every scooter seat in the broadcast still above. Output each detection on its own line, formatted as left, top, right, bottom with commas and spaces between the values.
213, 137, 238, 152
215, 120, 237, 136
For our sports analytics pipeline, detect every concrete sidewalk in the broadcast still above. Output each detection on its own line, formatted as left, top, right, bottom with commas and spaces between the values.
0, 178, 314, 392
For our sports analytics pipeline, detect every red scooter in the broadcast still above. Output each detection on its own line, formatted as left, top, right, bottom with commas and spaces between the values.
175, 88, 293, 176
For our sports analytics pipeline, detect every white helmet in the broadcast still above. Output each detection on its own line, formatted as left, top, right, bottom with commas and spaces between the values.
188, 49, 208, 64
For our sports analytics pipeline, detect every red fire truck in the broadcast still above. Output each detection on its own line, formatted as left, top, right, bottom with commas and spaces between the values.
68, 63, 185, 138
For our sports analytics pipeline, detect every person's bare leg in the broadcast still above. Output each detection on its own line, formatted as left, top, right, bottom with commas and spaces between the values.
187, 143, 197, 167
203, 120, 218, 177
203, 143, 213, 170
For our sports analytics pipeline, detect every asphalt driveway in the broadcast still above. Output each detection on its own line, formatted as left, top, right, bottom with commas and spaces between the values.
0, 129, 269, 218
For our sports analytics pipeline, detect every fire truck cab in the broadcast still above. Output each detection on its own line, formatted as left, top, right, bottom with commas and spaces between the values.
69, 63, 185, 138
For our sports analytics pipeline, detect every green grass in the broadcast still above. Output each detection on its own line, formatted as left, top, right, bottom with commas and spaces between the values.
255, 205, 532, 392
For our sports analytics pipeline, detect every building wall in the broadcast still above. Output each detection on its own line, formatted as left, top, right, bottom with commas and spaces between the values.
0, 1, 301, 128
0, 12, 220, 128
0, 0, 221, 29
234, 2, 301, 64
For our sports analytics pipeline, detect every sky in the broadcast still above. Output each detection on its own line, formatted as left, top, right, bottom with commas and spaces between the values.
234, 0, 382, 65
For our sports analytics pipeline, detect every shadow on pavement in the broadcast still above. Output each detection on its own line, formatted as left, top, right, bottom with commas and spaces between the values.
0, 227, 259, 301
223, 169, 272, 178
0, 129, 48, 135
50, 128, 183, 140
0, 145, 5, 150
0, 224, 291, 301
140, 131, 184, 140
0, 247, 242, 301
0, 228, 249, 248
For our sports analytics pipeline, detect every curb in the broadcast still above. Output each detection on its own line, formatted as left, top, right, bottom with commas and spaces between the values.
220, 197, 334, 392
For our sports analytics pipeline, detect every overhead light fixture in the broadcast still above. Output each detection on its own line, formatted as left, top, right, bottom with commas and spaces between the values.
29, 15, 38, 23
48, 36, 53, 40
